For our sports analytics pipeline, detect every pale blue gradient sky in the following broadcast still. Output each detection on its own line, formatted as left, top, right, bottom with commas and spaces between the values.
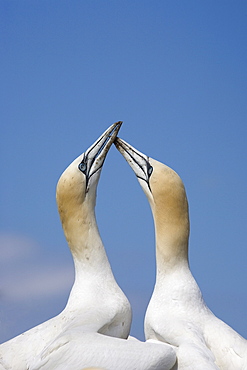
1, 1, 247, 342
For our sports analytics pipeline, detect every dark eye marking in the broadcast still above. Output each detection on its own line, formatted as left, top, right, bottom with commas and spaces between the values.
78, 161, 87, 173
147, 164, 153, 177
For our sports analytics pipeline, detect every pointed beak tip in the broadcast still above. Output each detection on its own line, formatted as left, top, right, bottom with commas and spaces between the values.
114, 121, 123, 133
114, 121, 123, 128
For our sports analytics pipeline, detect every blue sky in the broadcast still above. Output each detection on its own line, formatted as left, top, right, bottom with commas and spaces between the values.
1, 1, 247, 343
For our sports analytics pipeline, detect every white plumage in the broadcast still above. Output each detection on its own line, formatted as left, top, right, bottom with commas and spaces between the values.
29, 331, 176, 370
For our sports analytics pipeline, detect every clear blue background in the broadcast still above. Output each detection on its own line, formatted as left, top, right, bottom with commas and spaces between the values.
1, 1, 247, 343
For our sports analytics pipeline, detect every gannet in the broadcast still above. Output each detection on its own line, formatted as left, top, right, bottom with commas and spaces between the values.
115, 137, 247, 370
0, 123, 129, 368
0, 123, 176, 370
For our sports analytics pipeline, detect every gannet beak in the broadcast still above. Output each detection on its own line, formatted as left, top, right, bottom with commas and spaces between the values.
79, 121, 122, 190
114, 137, 153, 190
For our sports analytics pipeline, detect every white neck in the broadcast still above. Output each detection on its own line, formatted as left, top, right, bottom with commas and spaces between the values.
59, 197, 114, 309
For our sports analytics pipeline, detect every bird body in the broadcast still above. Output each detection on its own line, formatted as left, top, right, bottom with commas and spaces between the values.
115, 138, 247, 370
28, 331, 176, 370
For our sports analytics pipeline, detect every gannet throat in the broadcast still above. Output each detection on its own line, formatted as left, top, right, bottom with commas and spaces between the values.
115, 137, 153, 191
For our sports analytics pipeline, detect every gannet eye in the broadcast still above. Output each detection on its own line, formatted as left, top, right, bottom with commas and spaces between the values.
148, 165, 153, 177
78, 162, 87, 173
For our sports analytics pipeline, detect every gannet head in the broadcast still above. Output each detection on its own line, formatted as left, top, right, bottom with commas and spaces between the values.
56, 122, 122, 243
115, 137, 189, 264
